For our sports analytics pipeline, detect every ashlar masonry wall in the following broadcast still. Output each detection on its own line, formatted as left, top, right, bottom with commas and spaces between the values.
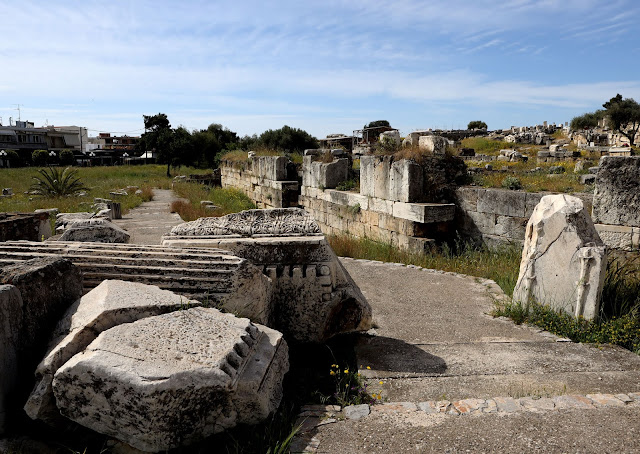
299, 155, 456, 252
220, 156, 298, 209
455, 187, 594, 247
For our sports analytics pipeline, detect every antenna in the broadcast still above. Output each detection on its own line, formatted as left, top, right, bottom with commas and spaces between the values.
14, 104, 22, 121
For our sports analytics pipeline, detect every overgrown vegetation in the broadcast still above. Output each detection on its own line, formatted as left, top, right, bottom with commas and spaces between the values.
0, 165, 173, 214
461, 137, 515, 154
171, 182, 255, 221
316, 364, 381, 406
328, 234, 521, 296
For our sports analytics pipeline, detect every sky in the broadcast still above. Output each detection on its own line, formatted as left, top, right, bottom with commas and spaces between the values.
1, 0, 639, 139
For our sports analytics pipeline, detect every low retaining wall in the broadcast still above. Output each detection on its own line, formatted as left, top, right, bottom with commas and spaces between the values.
455, 187, 593, 247
220, 157, 298, 209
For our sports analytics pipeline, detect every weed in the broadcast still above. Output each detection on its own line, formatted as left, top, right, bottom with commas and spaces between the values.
501, 176, 523, 190
337, 179, 359, 192
318, 364, 381, 406
461, 137, 515, 155
346, 203, 361, 215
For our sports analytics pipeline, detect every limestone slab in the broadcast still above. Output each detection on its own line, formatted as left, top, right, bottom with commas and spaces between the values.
513, 194, 606, 319
593, 156, 640, 227
25, 280, 203, 423
0, 285, 23, 434
53, 307, 288, 452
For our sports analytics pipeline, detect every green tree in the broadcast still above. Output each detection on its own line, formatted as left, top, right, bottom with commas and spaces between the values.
138, 113, 174, 176
570, 110, 605, 130
366, 120, 390, 128
32, 149, 48, 166
59, 149, 75, 165
192, 123, 239, 167
257, 125, 318, 152
467, 120, 488, 130
169, 126, 196, 168
5, 150, 20, 167
603, 94, 640, 146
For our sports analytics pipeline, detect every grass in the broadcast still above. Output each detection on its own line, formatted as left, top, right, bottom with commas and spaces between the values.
461, 137, 515, 155
328, 234, 521, 296
0, 165, 176, 215
171, 182, 256, 221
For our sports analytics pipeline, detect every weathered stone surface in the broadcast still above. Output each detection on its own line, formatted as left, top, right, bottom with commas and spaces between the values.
0, 242, 272, 316
25, 280, 203, 424
0, 258, 82, 434
55, 212, 93, 229
252, 155, 287, 181
343, 404, 370, 420
163, 209, 372, 343
592, 156, 640, 227
302, 156, 350, 190
0, 258, 83, 360
52, 307, 288, 452
59, 218, 130, 243
513, 194, 606, 319
169, 208, 321, 237
0, 285, 23, 434
418, 135, 448, 154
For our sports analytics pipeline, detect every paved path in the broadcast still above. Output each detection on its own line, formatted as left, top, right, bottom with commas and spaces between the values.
294, 258, 640, 453
113, 189, 185, 244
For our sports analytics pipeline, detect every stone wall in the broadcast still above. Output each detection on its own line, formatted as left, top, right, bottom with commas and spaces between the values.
0, 213, 51, 242
299, 186, 454, 253
454, 187, 594, 247
592, 156, 640, 250
220, 156, 298, 209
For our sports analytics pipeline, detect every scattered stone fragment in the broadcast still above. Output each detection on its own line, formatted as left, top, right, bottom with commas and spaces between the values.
519, 396, 555, 412
586, 393, 625, 407
615, 393, 634, 404
59, 218, 130, 243
453, 398, 487, 415
343, 404, 370, 420
493, 396, 522, 413
553, 395, 595, 410
417, 401, 437, 414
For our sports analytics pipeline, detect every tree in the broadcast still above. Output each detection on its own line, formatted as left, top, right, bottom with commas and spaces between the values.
192, 123, 239, 167
138, 113, 174, 176
32, 149, 48, 166
257, 125, 318, 152
467, 120, 487, 130
59, 149, 75, 166
169, 126, 195, 168
366, 120, 390, 128
602, 94, 640, 146
570, 110, 604, 130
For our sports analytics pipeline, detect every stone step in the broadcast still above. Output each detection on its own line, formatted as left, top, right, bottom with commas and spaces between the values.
0, 252, 238, 270
0, 241, 250, 300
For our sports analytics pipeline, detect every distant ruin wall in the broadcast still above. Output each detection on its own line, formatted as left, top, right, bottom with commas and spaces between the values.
220, 157, 298, 209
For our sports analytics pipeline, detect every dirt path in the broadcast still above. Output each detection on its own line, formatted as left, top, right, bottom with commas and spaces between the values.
295, 258, 640, 453
112, 189, 186, 244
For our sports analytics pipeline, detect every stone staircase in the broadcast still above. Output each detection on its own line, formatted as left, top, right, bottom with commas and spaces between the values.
0, 241, 250, 302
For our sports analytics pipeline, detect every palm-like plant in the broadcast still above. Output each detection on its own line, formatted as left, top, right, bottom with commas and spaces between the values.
30, 167, 89, 197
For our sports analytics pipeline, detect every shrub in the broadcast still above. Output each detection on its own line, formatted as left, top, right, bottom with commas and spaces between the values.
59, 149, 75, 165
501, 176, 523, 190
5, 150, 21, 167
32, 149, 48, 166
336, 179, 359, 192
30, 167, 88, 197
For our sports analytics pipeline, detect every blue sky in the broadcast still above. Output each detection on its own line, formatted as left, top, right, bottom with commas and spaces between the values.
1, 0, 639, 139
